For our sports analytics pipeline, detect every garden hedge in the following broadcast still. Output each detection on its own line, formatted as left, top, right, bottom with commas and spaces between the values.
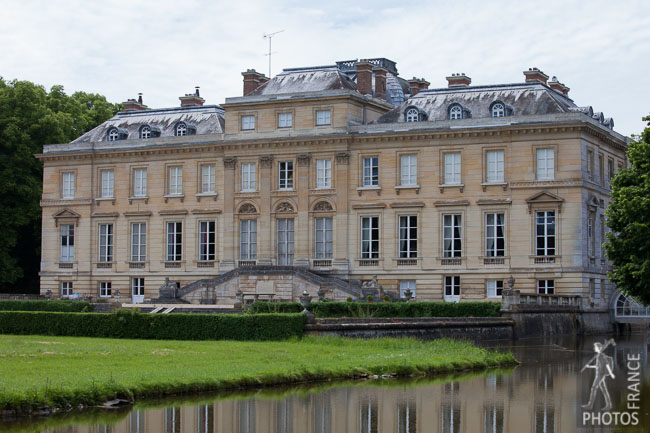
0, 311, 305, 341
248, 301, 502, 318
0, 299, 93, 312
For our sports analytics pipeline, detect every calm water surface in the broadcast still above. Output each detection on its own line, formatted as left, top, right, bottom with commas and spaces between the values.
2, 333, 648, 433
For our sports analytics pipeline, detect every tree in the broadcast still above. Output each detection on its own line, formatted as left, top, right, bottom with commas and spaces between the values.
0, 78, 120, 292
605, 115, 650, 305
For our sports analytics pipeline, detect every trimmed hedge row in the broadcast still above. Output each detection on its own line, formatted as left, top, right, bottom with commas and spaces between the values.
248, 301, 502, 318
0, 311, 305, 341
0, 299, 93, 312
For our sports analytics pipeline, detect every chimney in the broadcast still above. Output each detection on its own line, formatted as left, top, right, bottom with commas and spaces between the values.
179, 86, 205, 107
355, 61, 373, 96
408, 77, 421, 96
418, 78, 430, 91
548, 76, 570, 96
523, 67, 549, 84
122, 94, 148, 111
373, 66, 387, 100
446, 73, 471, 88
242, 69, 266, 96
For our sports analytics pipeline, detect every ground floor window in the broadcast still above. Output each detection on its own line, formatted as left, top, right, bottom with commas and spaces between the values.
444, 276, 461, 302
99, 281, 112, 298
132, 278, 144, 297
61, 281, 73, 297
537, 280, 555, 295
486, 280, 503, 298
400, 280, 416, 299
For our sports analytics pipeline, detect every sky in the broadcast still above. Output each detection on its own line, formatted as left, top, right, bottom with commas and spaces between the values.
1, 0, 649, 137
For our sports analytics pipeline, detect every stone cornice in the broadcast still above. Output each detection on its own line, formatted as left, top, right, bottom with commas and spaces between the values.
509, 178, 583, 189
351, 203, 387, 210
41, 199, 92, 207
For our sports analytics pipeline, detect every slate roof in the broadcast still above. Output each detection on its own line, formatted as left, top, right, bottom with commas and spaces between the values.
248, 67, 357, 96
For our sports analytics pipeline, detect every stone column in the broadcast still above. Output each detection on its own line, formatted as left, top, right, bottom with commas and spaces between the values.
294, 153, 311, 267
220, 157, 237, 271
334, 152, 350, 273
257, 156, 273, 265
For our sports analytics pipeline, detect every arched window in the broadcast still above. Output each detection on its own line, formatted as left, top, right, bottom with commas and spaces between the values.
491, 103, 506, 118
107, 128, 119, 142
175, 123, 187, 137
140, 125, 151, 139
449, 105, 463, 120
405, 108, 419, 122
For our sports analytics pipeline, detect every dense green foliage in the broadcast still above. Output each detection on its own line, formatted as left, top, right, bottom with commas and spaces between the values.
0, 78, 120, 292
605, 115, 650, 305
0, 334, 515, 413
0, 311, 305, 341
247, 301, 502, 317
0, 299, 92, 312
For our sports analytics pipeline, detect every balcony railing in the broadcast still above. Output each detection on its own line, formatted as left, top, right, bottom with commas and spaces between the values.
359, 259, 379, 267
533, 256, 557, 264
238, 260, 256, 267
440, 258, 462, 266
96, 262, 113, 269
312, 259, 332, 268
58, 262, 73, 269
483, 257, 505, 265
197, 261, 215, 268
129, 262, 145, 269
164, 261, 182, 269
396, 258, 418, 266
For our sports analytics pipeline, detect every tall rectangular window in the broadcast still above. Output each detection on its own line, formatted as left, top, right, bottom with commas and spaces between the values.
62, 172, 75, 199
444, 153, 461, 184
101, 169, 114, 198
240, 220, 257, 260
98, 223, 113, 262
587, 149, 594, 181
444, 276, 461, 302
316, 159, 332, 189
168, 166, 183, 195
60, 224, 74, 262
485, 213, 505, 257
536, 148, 554, 180
607, 158, 614, 183
361, 216, 379, 259
443, 214, 462, 257
201, 164, 215, 193
133, 168, 147, 197
399, 215, 418, 258
199, 221, 216, 261
316, 110, 330, 126
241, 115, 255, 130
278, 161, 294, 190
486, 150, 504, 183
61, 281, 73, 297
599, 154, 605, 186
278, 112, 292, 128
535, 211, 556, 256
166, 222, 182, 261
241, 162, 256, 191
600, 215, 605, 258
537, 280, 555, 295
99, 281, 112, 298
486, 280, 503, 298
588, 211, 595, 257
400, 155, 417, 186
130, 222, 146, 262
277, 218, 295, 265
315, 217, 333, 259
362, 157, 379, 187
132, 277, 144, 298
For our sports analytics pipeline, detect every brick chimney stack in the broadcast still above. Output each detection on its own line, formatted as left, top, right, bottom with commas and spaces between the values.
179, 86, 205, 107
122, 94, 148, 111
418, 78, 430, 91
446, 73, 471, 88
523, 67, 549, 84
373, 66, 387, 100
408, 78, 421, 96
548, 76, 570, 96
242, 69, 266, 96
355, 61, 373, 96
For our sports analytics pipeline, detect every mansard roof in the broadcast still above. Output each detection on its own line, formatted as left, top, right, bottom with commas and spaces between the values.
248, 67, 357, 96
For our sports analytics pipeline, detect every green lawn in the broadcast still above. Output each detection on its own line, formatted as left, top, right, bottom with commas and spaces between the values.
0, 334, 515, 413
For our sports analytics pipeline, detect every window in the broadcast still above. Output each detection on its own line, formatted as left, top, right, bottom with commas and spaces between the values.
133, 168, 147, 197
361, 216, 379, 259
537, 280, 555, 295
199, 221, 216, 261
316, 110, 330, 126
400, 155, 417, 186
140, 126, 151, 139
201, 164, 215, 193
175, 123, 187, 136
316, 159, 332, 189
399, 215, 418, 258
60, 224, 74, 262
166, 222, 182, 261
587, 149, 594, 181
485, 213, 505, 257
362, 157, 379, 187
61, 281, 73, 297
486, 280, 503, 298
100, 169, 114, 198
444, 153, 461, 185
405, 108, 419, 122
278, 161, 294, 190
98, 223, 113, 262
278, 112, 292, 128
315, 217, 333, 259
535, 211, 556, 256
607, 158, 614, 183
132, 277, 144, 298
130, 222, 146, 262
277, 218, 295, 265
107, 128, 119, 141
600, 214, 605, 257
486, 150, 504, 183
491, 103, 505, 118
536, 148, 554, 180
443, 214, 462, 257
99, 281, 112, 298
588, 211, 595, 257
399, 281, 416, 298
599, 154, 604, 185
444, 276, 461, 302
62, 172, 75, 199
241, 115, 255, 130
449, 105, 462, 120
241, 162, 256, 191
168, 166, 183, 195
240, 219, 257, 260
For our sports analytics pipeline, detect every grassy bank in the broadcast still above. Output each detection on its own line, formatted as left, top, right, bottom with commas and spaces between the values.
0, 335, 515, 415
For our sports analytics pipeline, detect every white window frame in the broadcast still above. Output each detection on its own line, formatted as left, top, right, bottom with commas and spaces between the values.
168, 166, 183, 195
166, 221, 182, 262
536, 148, 554, 180
132, 277, 145, 297
314, 217, 333, 259
443, 214, 462, 258
175, 123, 187, 136
241, 115, 255, 130
486, 150, 504, 183
399, 280, 416, 298
278, 161, 294, 190
61, 281, 73, 297
60, 224, 74, 262
362, 157, 379, 187
241, 162, 256, 192
485, 213, 505, 257
444, 276, 461, 302
449, 105, 462, 120
100, 169, 114, 198
107, 128, 119, 141
278, 112, 292, 128
486, 280, 503, 298
133, 168, 147, 197
199, 220, 216, 261
276, 218, 295, 265
130, 222, 146, 262
140, 126, 151, 139
400, 154, 417, 186
535, 211, 556, 256
361, 216, 380, 259
405, 108, 419, 122
316, 159, 332, 189
201, 164, 216, 193
316, 110, 331, 126
491, 103, 505, 118
537, 280, 555, 295
99, 281, 112, 298
98, 223, 113, 262
62, 172, 75, 199
444, 152, 461, 185
240, 219, 257, 260
398, 215, 418, 258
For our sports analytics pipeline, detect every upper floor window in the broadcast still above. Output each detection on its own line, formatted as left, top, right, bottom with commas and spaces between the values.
201, 164, 216, 193
240, 219, 257, 260
133, 168, 147, 197
485, 213, 505, 257
399, 215, 418, 258
166, 222, 182, 261
536, 148, 554, 180
315, 217, 333, 259
278, 112, 292, 128
362, 157, 379, 187
241, 115, 255, 130
607, 158, 614, 183
130, 222, 146, 262
168, 166, 183, 195
535, 211, 556, 256
140, 125, 151, 139
62, 172, 75, 199
486, 150, 504, 183
316, 159, 332, 189
491, 103, 506, 118
241, 163, 256, 191
107, 127, 119, 142
175, 123, 187, 136
405, 108, 419, 122
587, 149, 594, 181
443, 214, 462, 257
60, 224, 74, 262
100, 169, 114, 198
199, 221, 216, 261
444, 152, 461, 185
361, 216, 380, 259
316, 110, 331, 126
449, 105, 463, 120
98, 223, 113, 262
400, 155, 417, 186
278, 161, 294, 190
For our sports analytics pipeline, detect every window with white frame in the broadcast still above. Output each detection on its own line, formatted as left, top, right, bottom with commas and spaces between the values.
199, 221, 216, 261
60, 224, 74, 262
444, 152, 461, 185
241, 162, 256, 191
400, 155, 417, 186
444, 276, 461, 301
166, 222, 182, 261
278, 112, 292, 128
399, 215, 418, 258
99, 281, 112, 298
175, 123, 187, 136
130, 222, 146, 262
443, 214, 462, 257
276, 218, 295, 265
399, 280, 416, 298
588, 211, 595, 257
168, 166, 183, 195
241, 115, 255, 130
132, 277, 144, 297
537, 280, 555, 295
485, 213, 505, 257
278, 161, 294, 190
536, 148, 554, 180
491, 103, 505, 118
405, 108, 419, 122
140, 126, 151, 139
316, 110, 330, 126
535, 211, 556, 256
361, 216, 380, 259
486, 150, 504, 183
107, 128, 119, 141
240, 219, 257, 260
98, 223, 113, 262
133, 168, 147, 197
449, 105, 462, 120
486, 280, 504, 298
100, 169, 114, 198
201, 164, 215, 193
61, 281, 73, 297
362, 157, 379, 187
316, 159, 332, 189
62, 172, 75, 199
315, 217, 333, 259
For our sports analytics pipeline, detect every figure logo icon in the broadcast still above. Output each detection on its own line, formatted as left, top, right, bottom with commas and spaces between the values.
581, 338, 616, 411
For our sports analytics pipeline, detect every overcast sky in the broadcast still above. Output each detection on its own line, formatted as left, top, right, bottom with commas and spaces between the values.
2, 0, 649, 137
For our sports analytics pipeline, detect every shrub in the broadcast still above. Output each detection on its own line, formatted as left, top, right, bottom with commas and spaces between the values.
0, 311, 305, 341
0, 300, 93, 312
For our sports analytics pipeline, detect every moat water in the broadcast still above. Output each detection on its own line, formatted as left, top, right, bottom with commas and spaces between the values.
2, 333, 648, 433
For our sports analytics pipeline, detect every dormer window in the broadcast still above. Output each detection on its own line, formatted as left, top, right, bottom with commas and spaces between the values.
175, 123, 187, 136
405, 108, 419, 122
107, 128, 119, 142
491, 103, 506, 118
449, 105, 463, 120
140, 125, 151, 139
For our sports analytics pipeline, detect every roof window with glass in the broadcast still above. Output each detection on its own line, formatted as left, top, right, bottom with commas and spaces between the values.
175, 122, 187, 136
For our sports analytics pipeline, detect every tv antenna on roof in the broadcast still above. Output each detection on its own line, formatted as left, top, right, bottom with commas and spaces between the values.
263, 30, 284, 78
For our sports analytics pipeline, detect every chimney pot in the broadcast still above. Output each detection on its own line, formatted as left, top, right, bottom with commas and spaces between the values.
446, 73, 471, 88
122, 95, 148, 111
523, 67, 549, 84
548, 76, 570, 96
242, 69, 266, 96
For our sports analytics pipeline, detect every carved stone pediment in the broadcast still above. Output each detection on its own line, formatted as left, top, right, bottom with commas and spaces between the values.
238, 203, 258, 214
526, 191, 564, 213
275, 201, 295, 213
313, 201, 334, 212
53, 208, 81, 226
